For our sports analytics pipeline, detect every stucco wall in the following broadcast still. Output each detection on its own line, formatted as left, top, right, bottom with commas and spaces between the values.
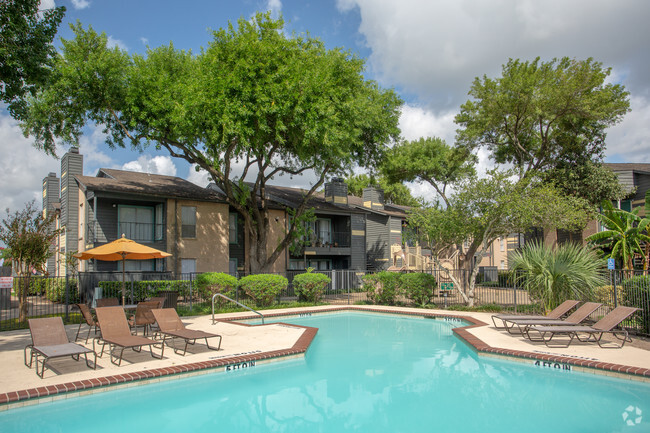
166, 199, 229, 274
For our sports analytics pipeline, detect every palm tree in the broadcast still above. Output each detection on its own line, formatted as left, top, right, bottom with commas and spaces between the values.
510, 242, 604, 313
587, 197, 650, 270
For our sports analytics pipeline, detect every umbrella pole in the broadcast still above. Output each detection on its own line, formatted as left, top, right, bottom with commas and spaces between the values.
122, 256, 126, 306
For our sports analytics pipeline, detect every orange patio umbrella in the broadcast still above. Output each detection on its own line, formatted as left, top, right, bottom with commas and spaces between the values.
74, 235, 172, 306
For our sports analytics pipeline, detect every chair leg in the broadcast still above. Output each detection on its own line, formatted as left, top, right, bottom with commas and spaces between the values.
75, 322, 83, 342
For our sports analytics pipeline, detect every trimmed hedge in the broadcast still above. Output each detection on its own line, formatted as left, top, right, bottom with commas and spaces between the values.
46, 278, 80, 303
363, 272, 401, 305
194, 272, 238, 301
293, 269, 330, 302
239, 274, 288, 307
98, 280, 190, 302
400, 273, 436, 306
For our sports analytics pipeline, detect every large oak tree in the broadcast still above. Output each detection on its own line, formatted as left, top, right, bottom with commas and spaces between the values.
22, 14, 402, 273
0, 0, 65, 120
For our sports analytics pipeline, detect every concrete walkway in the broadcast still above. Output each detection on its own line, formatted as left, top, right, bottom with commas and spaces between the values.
1, 305, 648, 408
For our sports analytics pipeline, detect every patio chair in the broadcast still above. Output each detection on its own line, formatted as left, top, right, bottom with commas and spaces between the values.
527, 306, 639, 348
128, 301, 162, 336
491, 300, 580, 329
94, 306, 164, 366
75, 303, 100, 343
148, 296, 166, 308
96, 297, 119, 307
503, 302, 602, 337
152, 308, 222, 356
24, 317, 96, 378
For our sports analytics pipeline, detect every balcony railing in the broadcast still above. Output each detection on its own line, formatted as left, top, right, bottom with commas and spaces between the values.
308, 231, 351, 248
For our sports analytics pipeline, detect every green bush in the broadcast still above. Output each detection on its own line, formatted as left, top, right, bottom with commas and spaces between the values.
293, 269, 330, 302
194, 272, 238, 301
46, 278, 80, 303
98, 279, 190, 302
400, 273, 436, 306
362, 271, 401, 305
239, 274, 288, 307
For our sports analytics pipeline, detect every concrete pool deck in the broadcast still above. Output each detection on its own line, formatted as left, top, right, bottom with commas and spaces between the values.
1, 305, 649, 408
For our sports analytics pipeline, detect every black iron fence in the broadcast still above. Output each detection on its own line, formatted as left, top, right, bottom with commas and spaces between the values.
1, 268, 648, 336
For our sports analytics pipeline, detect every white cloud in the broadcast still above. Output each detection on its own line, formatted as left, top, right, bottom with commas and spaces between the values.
140, 37, 149, 46
71, 0, 90, 10
339, 0, 650, 164
106, 36, 128, 51
122, 155, 177, 176
606, 95, 650, 163
186, 164, 211, 187
266, 0, 282, 17
399, 104, 456, 144
39, 0, 55, 9
0, 113, 60, 219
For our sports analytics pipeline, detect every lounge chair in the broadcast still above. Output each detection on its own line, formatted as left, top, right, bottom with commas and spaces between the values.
152, 308, 222, 356
503, 302, 602, 337
491, 300, 580, 329
148, 296, 166, 307
528, 306, 639, 348
24, 317, 96, 378
94, 306, 164, 366
128, 301, 161, 336
75, 303, 100, 343
96, 297, 119, 307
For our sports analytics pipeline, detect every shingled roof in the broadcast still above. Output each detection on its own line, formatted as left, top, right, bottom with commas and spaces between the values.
604, 163, 650, 175
75, 168, 225, 202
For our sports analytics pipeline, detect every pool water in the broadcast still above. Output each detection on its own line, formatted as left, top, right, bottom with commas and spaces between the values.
2, 312, 649, 433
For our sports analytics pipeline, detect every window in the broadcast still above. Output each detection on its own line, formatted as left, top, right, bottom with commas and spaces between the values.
118, 259, 155, 271
307, 259, 331, 270
311, 218, 331, 245
500, 238, 505, 252
229, 213, 238, 244
181, 206, 196, 238
289, 260, 305, 270
181, 258, 196, 274
155, 204, 164, 240
500, 260, 506, 270
118, 205, 154, 242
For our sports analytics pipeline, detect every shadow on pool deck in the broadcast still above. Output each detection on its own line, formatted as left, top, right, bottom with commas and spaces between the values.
1, 305, 649, 407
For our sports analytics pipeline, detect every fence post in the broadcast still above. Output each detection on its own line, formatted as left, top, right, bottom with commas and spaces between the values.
513, 271, 517, 314
189, 273, 193, 311
64, 274, 70, 321
612, 269, 618, 308
347, 271, 351, 305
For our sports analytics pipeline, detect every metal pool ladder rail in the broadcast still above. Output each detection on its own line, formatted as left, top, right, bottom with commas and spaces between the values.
211, 293, 265, 324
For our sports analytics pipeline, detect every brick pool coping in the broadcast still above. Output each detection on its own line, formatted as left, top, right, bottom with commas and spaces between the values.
2, 306, 648, 406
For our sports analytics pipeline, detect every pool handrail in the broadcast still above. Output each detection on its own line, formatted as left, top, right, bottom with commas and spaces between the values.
211, 293, 265, 324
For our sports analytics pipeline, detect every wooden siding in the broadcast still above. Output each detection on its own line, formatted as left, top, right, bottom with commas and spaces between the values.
366, 213, 388, 270
350, 214, 366, 270
61, 151, 83, 254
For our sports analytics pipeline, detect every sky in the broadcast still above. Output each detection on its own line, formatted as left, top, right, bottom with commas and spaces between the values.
2, 0, 650, 217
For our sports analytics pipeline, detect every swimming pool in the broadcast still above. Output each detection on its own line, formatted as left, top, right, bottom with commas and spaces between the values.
2, 312, 649, 432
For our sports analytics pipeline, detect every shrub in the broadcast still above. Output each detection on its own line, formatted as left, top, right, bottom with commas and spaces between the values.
510, 242, 603, 313
293, 268, 330, 302
97, 279, 190, 302
362, 271, 401, 305
46, 278, 80, 303
400, 272, 436, 306
194, 272, 238, 301
239, 274, 288, 307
